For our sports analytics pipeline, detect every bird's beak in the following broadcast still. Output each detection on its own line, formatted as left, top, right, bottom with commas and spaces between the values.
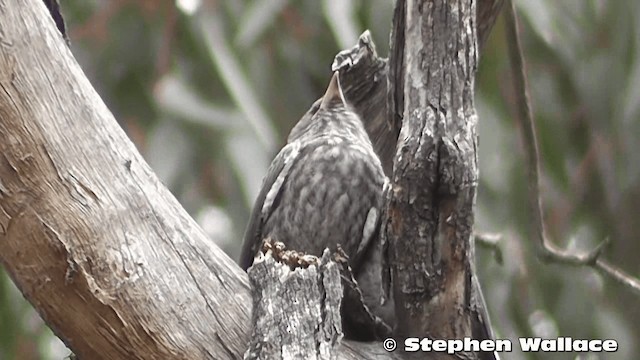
320, 71, 347, 110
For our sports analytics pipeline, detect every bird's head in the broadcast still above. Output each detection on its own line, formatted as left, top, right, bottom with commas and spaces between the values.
288, 72, 368, 144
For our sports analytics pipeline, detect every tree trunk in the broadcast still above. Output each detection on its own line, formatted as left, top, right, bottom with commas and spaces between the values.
0, 0, 503, 359
385, 1, 489, 357
0, 1, 252, 359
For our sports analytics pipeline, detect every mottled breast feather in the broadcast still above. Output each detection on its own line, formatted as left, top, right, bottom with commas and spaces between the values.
238, 72, 392, 340
239, 108, 385, 272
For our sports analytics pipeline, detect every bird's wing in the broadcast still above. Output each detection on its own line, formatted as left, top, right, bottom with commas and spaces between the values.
238, 141, 302, 270
349, 169, 388, 274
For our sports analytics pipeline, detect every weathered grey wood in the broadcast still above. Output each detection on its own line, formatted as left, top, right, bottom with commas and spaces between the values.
0, 2, 398, 359
333, 31, 396, 176
0, 1, 252, 359
0, 2, 418, 359
249, 0, 505, 357
336, 1, 504, 179
384, 1, 488, 358
334, 16, 501, 359
244, 250, 343, 360
0, 0, 505, 359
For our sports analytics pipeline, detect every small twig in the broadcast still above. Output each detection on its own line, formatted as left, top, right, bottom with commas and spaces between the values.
505, 0, 640, 295
475, 232, 504, 265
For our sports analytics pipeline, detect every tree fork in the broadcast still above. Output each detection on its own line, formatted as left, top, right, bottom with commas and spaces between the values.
0, 0, 504, 359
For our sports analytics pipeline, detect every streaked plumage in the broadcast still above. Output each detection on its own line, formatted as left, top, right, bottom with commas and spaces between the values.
239, 72, 391, 339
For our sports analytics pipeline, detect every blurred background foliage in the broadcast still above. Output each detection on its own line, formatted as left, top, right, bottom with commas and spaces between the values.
0, 0, 638, 359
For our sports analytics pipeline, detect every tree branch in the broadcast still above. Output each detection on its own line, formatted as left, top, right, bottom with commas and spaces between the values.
475, 232, 503, 265
504, 0, 640, 295
244, 247, 343, 360
0, 1, 252, 359
0, 1, 403, 359
385, 0, 481, 342
0, 0, 513, 358
335, 0, 505, 178
331, 2, 502, 359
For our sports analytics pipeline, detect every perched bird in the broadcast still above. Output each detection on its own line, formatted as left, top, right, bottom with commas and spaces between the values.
239, 72, 392, 339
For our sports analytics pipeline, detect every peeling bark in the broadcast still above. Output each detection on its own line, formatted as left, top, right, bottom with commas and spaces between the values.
384, 0, 489, 356
0, 1, 251, 359
0, 0, 503, 359
337, 6, 499, 358
244, 250, 343, 360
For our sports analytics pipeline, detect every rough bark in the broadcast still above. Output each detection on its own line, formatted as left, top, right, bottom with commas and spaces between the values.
0, 0, 504, 359
0, 1, 252, 359
243, 250, 343, 360
337, 1, 504, 178
239, 201, 401, 357
0, 2, 398, 359
337, 6, 487, 346
385, 0, 481, 346
333, 31, 395, 176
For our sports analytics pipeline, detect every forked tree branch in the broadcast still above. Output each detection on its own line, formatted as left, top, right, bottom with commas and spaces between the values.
0, 0, 507, 359
504, 0, 640, 295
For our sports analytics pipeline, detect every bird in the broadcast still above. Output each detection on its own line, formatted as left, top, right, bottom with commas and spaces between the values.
238, 71, 392, 340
